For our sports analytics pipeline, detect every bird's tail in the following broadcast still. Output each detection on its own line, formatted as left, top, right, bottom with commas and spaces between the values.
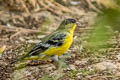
19, 53, 46, 62
11, 52, 47, 64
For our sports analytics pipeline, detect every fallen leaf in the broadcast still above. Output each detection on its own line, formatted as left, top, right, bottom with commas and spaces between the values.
0, 45, 6, 55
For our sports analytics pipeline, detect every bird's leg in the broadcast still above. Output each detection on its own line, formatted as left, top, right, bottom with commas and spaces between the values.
52, 55, 67, 69
52, 55, 61, 69
52, 55, 59, 62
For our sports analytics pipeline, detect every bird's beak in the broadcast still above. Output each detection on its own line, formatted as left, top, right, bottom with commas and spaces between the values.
76, 21, 79, 26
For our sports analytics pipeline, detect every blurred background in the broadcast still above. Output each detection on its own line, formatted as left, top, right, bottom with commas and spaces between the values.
0, 0, 120, 80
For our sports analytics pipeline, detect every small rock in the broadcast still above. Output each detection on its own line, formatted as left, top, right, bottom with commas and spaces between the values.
75, 60, 87, 66
37, 35, 46, 39
6, 23, 11, 27
76, 73, 82, 79
75, 60, 81, 65
43, 64, 56, 72
93, 61, 117, 71
116, 63, 120, 70
19, 37, 25, 42
115, 72, 120, 76
76, 75, 81, 80
15, 41, 19, 44
69, 64, 76, 70
46, 66, 55, 72
70, 1, 81, 6
116, 53, 120, 60
49, 71, 57, 76
71, 54, 76, 58
27, 40, 41, 43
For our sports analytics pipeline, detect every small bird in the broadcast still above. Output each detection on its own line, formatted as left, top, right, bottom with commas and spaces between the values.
23, 18, 76, 61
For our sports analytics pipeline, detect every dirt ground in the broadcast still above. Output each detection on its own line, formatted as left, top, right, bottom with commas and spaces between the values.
0, 0, 120, 80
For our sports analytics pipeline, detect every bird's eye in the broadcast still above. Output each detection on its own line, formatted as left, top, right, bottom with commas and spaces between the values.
60, 18, 76, 26
69, 19, 76, 23
66, 19, 76, 23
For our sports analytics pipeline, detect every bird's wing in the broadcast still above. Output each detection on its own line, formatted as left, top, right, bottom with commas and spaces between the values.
45, 32, 67, 46
29, 32, 67, 56
29, 42, 50, 56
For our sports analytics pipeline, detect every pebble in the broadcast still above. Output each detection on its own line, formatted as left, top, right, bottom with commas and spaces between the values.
93, 61, 118, 71
70, 1, 81, 6
27, 40, 41, 43
19, 37, 25, 42
116, 53, 120, 60
116, 63, 120, 70
37, 35, 46, 39
116, 72, 120, 76
75, 60, 87, 66
75, 60, 81, 65
69, 64, 76, 70
43, 64, 56, 72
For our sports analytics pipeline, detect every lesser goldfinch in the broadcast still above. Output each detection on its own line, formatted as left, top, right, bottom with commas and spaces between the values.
23, 18, 76, 61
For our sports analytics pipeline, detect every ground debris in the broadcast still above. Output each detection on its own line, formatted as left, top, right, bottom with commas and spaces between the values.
1, 0, 120, 80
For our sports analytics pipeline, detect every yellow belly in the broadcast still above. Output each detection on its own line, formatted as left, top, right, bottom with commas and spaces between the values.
43, 34, 73, 56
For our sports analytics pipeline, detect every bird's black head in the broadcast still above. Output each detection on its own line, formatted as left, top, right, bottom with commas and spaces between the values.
58, 18, 77, 32
62, 18, 76, 25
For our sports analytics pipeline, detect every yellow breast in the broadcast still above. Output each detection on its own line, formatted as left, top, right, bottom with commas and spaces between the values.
43, 33, 73, 56
43, 24, 76, 56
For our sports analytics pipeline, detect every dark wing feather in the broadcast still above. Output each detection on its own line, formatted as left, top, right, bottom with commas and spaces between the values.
46, 33, 66, 46
29, 43, 50, 56
29, 32, 67, 56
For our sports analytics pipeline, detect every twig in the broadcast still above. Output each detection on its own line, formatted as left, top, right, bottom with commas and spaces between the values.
46, 0, 73, 13
52, 0, 73, 13
0, 25, 40, 39
10, 27, 40, 39
38, 0, 61, 16
19, 0, 31, 15
0, 25, 18, 32
45, 0, 60, 11
86, 0, 102, 13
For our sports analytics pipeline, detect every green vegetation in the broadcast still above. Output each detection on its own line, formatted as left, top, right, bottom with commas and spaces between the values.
82, 7, 120, 53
